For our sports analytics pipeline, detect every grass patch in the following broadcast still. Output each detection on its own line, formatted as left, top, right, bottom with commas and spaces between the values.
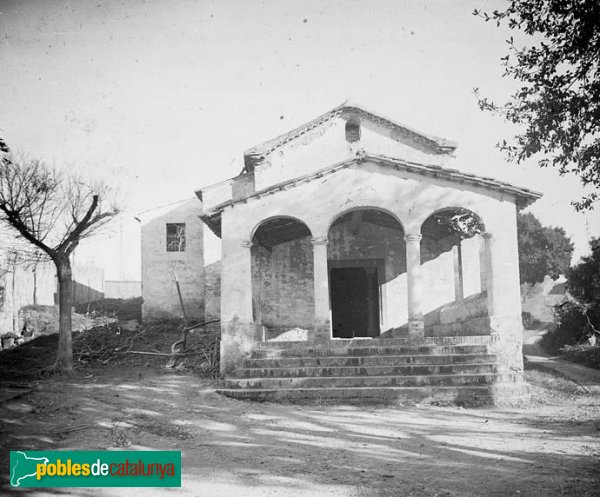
560, 344, 600, 370
525, 369, 584, 404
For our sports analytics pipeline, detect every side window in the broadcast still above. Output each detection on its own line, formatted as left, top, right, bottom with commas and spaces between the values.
166, 223, 186, 252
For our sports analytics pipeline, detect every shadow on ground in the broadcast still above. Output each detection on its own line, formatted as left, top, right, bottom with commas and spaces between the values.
1, 368, 599, 497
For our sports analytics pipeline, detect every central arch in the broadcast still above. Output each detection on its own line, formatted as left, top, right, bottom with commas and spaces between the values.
327, 208, 405, 338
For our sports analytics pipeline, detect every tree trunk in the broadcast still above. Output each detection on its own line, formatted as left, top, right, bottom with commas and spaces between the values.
55, 255, 73, 371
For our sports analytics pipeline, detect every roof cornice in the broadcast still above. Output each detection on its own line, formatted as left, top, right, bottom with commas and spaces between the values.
200, 154, 542, 236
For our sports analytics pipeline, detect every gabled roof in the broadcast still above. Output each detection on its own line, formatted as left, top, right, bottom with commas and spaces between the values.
202, 153, 542, 237
133, 198, 199, 225
242, 101, 457, 172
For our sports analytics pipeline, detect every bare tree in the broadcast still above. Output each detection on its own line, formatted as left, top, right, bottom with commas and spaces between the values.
0, 144, 119, 371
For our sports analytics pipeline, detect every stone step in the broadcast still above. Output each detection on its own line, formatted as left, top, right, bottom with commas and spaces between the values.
232, 363, 500, 379
244, 353, 498, 369
224, 373, 522, 390
216, 382, 529, 406
252, 344, 491, 358
257, 336, 493, 348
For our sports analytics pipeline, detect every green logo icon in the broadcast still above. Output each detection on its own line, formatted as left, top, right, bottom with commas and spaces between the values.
9, 450, 181, 487
11, 451, 50, 487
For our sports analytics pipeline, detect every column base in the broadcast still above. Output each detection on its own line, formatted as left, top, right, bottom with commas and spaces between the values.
408, 319, 425, 342
311, 319, 331, 344
220, 320, 261, 376
488, 314, 525, 372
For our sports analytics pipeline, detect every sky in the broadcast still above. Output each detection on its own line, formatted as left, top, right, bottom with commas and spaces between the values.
1, 0, 599, 280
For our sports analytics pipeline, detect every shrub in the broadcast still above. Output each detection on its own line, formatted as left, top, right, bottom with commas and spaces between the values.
541, 237, 600, 354
540, 301, 589, 355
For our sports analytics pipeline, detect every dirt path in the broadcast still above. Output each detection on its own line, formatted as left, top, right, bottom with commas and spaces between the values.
1, 365, 599, 497
523, 328, 600, 386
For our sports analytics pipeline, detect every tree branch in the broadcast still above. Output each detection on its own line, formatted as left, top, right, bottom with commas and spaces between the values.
0, 203, 56, 259
58, 194, 99, 255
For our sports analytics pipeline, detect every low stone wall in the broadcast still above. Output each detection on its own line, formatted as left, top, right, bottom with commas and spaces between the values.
424, 292, 490, 337
19, 305, 94, 337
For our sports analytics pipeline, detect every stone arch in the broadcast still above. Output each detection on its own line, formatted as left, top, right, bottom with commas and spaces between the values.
414, 205, 487, 235
250, 216, 314, 341
325, 206, 405, 235
326, 207, 406, 337
419, 206, 486, 235
249, 215, 313, 244
419, 207, 486, 325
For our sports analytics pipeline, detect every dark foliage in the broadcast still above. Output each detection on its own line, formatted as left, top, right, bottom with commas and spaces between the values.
567, 237, 600, 304
517, 212, 573, 284
560, 345, 600, 370
433, 209, 484, 239
541, 301, 590, 355
474, 1, 600, 210
541, 237, 600, 354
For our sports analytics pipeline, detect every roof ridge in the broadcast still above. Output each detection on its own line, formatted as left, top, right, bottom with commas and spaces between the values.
242, 102, 457, 167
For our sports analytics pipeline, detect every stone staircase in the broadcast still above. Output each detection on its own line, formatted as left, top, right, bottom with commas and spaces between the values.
216, 336, 527, 405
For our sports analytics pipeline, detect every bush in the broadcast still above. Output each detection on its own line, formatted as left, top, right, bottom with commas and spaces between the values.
560, 345, 600, 370
542, 238, 600, 355
540, 301, 588, 355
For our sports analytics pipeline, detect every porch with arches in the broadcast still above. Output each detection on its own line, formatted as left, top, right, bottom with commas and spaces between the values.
216, 157, 526, 374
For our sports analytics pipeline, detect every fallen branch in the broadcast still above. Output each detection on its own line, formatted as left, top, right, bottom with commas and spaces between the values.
122, 350, 206, 357
56, 424, 98, 434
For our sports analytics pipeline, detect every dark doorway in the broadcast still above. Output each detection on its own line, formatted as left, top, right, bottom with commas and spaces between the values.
330, 266, 380, 338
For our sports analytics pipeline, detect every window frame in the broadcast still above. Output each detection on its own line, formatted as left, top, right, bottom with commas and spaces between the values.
166, 222, 186, 252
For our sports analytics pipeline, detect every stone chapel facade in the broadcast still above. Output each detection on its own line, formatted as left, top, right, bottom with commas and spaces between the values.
147, 102, 541, 404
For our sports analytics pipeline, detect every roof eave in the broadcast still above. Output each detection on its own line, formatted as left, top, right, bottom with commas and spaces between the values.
199, 154, 542, 226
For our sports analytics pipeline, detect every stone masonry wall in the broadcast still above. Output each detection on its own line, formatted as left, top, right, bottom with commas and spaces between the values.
251, 237, 314, 334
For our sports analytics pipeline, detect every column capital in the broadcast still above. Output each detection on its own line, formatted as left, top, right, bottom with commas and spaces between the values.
404, 233, 422, 243
311, 236, 329, 246
240, 240, 253, 248
482, 232, 494, 240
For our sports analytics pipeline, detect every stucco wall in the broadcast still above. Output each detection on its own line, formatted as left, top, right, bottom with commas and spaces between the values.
72, 265, 105, 305
141, 200, 205, 321
104, 280, 142, 299
421, 235, 483, 316
254, 117, 450, 192
204, 260, 221, 321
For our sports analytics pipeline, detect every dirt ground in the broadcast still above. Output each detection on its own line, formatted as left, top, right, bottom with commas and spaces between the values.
1, 362, 599, 497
